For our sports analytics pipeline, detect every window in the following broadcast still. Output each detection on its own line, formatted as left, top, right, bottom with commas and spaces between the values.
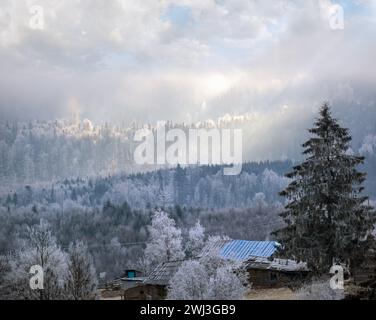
127, 270, 136, 278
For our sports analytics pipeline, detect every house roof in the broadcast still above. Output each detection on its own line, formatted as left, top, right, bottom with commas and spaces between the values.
145, 260, 186, 286
246, 257, 309, 272
201, 240, 280, 262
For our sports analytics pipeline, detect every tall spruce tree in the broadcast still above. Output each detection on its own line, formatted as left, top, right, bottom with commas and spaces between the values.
274, 103, 374, 274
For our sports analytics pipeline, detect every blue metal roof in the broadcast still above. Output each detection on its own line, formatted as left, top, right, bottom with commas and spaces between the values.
219, 240, 279, 261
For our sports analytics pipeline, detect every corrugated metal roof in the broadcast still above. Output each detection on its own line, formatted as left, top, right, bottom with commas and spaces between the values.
219, 240, 279, 261
246, 257, 309, 272
145, 260, 186, 285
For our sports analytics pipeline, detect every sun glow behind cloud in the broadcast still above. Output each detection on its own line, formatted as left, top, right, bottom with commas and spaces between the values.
0, 0, 375, 159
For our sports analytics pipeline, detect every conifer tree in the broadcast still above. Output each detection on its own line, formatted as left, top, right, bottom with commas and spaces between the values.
274, 103, 374, 274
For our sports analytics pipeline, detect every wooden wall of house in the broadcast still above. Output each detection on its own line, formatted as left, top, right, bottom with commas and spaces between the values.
352, 255, 376, 288
123, 284, 166, 300
248, 269, 309, 289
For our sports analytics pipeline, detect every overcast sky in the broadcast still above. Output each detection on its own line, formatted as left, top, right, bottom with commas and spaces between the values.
0, 0, 375, 133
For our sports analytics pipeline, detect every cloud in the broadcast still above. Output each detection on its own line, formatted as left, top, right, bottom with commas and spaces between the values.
0, 0, 375, 158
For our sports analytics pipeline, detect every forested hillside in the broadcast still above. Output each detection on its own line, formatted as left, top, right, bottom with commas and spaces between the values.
1, 118, 375, 187
0, 161, 291, 210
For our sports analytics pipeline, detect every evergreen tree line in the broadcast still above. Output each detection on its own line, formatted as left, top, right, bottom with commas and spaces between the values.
1, 162, 292, 209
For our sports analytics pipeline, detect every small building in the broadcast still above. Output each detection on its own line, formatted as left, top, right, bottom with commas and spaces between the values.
120, 269, 145, 290
246, 257, 310, 289
201, 239, 310, 289
124, 260, 186, 300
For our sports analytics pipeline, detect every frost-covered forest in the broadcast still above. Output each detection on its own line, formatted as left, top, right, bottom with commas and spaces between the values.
0, 161, 292, 209
0, 116, 375, 299
0, 161, 286, 283
1, 118, 375, 188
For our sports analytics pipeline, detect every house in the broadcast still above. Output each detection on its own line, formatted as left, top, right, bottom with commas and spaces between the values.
123, 240, 310, 299
201, 239, 310, 288
124, 260, 186, 300
246, 257, 310, 289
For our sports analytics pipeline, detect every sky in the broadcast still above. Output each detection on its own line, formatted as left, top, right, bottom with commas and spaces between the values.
0, 0, 375, 136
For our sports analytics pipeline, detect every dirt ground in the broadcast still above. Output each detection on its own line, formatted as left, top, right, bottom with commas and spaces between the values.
247, 288, 299, 300
100, 288, 300, 301
100, 289, 123, 300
